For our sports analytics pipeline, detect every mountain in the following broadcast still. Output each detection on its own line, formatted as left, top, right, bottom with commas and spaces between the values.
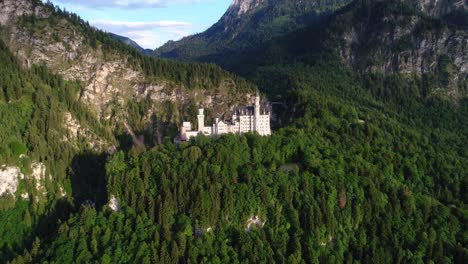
155, 0, 353, 62
109, 33, 153, 55
0, 0, 467, 263
156, 0, 467, 100
233, 0, 468, 99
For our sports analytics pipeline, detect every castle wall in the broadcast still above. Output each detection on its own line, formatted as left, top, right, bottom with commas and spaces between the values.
181, 96, 271, 140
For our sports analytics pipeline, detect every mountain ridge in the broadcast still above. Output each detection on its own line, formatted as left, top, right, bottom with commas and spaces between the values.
155, 0, 352, 61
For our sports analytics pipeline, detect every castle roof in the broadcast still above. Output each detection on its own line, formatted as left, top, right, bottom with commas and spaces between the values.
234, 104, 271, 116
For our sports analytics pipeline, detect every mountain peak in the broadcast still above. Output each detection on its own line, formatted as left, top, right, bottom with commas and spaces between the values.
228, 0, 265, 16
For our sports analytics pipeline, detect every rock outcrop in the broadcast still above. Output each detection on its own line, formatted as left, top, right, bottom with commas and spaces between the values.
108, 195, 119, 212
228, 0, 265, 16
0, 166, 24, 197
0, 162, 51, 201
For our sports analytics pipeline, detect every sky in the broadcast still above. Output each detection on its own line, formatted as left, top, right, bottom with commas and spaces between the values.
50, 0, 232, 49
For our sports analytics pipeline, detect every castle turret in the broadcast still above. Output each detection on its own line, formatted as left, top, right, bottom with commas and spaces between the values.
197, 108, 205, 132
254, 95, 260, 132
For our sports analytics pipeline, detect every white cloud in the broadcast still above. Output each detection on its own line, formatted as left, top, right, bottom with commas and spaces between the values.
92, 20, 191, 30
125, 30, 161, 48
55, 0, 204, 9
91, 19, 192, 48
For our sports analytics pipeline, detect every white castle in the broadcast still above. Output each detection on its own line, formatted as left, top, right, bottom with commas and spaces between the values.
180, 96, 271, 141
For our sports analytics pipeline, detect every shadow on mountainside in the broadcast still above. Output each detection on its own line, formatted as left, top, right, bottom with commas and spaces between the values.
2, 152, 109, 262
69, 152, 108, 208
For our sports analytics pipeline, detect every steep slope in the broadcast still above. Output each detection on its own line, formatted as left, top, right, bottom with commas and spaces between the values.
197, 0, 466, 102
155, 0, 466, 100
1, 0, 467, 263
334, 0, 467, 98
0, 0, 256, 142
417, 0, 467, 18
155, 0, 352, 63
0, 36, 115, 259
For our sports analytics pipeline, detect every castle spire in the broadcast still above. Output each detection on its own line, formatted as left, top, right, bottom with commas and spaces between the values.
254, 92, 260, 132
197, 108, 204, 132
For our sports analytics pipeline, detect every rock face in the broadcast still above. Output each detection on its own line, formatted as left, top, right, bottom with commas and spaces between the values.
0, 166, 24, 197
228, 0, 265, 16
335, 0, 467, 98
108, 195, 119, 212
0, 162, 50, 201
0, 0, 48, 26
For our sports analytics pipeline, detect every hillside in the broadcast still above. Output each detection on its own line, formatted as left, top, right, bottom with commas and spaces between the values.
155, 0, 352, 62
228, 0, 467, 101
156, 0, 467, 101
0, 0, 255, 260
0, 0, 467, 263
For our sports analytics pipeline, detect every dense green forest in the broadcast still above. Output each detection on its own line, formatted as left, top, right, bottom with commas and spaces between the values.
1, 0, 467, 263
0, 36, 115, 260
4, 40, 467, 262
11, 85, 468, 263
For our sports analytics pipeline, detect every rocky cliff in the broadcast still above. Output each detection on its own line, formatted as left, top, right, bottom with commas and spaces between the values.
228, 0, 265, 16
335, 0, 467, 98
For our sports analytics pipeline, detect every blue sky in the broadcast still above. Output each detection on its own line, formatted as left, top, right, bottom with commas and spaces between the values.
50, 0, 232, 49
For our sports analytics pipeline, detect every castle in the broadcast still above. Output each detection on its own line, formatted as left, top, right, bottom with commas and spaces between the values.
180, 96, 271, 141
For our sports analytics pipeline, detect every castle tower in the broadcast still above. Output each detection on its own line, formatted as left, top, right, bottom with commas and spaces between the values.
254, 95, 260, 132
197, 108, 205, 132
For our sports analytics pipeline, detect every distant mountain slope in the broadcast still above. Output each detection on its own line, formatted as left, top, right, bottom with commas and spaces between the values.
109, 33, 153, 55
155, 0, 467, 101
155, 0, 352, 62
230, 0, 467, 99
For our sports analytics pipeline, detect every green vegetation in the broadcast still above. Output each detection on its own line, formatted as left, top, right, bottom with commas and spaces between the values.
155, 0, 352, 62
11, 83, 468, 263
0, 0, 467, 263
0, 37, 113, 260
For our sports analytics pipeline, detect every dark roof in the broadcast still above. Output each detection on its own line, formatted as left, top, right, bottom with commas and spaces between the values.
234, 106, 255, 116
234, 104, 271, 116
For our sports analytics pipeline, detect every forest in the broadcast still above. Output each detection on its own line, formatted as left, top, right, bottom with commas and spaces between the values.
0, 0, 467, 263
10, 85, 467, 263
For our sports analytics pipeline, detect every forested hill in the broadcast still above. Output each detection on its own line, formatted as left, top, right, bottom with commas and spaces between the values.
242, 0, 468, 99
0, 0, 467, 263
156, 0, 467, 101
155, 0, 352, 61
